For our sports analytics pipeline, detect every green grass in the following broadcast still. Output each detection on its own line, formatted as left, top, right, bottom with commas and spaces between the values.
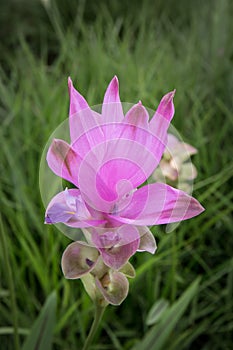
0, 0, 233, 349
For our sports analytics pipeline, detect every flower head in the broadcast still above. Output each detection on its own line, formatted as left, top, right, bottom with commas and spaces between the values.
45, 76, 204, 304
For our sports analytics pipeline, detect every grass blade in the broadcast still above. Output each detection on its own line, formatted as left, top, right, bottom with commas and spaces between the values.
133, 278, 200, 350
22, 291, 57, 350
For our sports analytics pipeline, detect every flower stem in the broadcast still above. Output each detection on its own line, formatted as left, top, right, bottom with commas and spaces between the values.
82, 303, 106, 350
0, 216, 20, 350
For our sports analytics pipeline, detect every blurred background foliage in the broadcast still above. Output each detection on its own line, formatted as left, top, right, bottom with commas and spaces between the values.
0, 0, 233, 349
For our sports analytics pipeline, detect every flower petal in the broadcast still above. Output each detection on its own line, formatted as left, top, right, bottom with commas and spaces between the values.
92, 225, 140, 270
61, 241, 99, 279
119, 261, 136, 278
47, 139, 81, 187
166, 134, 198, 163
154, 90, 176, 122
95, 271, 129, 305
179, 162, 198, 181
102, 76, 124, 124
166, 133, 180, 151
159, 159, 179, 181
103, 76, 121, 105
137, 226, 157, 254
178, 182, 193, 194
149, 91, 176, 162
78, 136, 157, 212
68, 77, 104, 146
124, 101, 149, 128
45, 189, 106, 227
81, 273, 108, 307
68, 77, 90, 117
110, 183, 205, 225
183, 143, 198, 157
72, 117, 168, 206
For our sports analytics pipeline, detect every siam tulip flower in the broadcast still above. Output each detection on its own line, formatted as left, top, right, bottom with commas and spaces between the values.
152, 133, 198, 193
45, 76, 204, 304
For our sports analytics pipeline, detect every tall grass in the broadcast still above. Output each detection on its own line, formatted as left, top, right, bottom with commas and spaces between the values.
0, 0, 233, 349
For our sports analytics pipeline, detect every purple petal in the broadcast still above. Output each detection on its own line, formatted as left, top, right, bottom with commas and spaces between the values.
110, 183, 205, 225
103, 76, 121, 105
124, 101, 149, 128
95, 271, 129, 305
71, 113, 170, 208
149, 91, 176, 162
45, 189, 106, 227
92, 230, 121, 249
61, 241, 99, 279
68, 77, 90, 117
68, 78, 104, 145
102, 76, 124, 124
77, 136, 157, 212
46, 139, 81, 187
91, 226, 140, 270
154, 90, 176, 122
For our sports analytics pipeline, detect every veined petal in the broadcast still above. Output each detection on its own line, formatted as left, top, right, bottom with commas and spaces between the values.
45, 189, 106, 227
72, 118, 165, 181
103, 76, 121, 105
124, 101, 149, 128
154, 90, 176, 122
102, 76, 124, 123
68, 77, 104, 145
137, 226, 157, 254
92, 225, 140, 270
95, 271, 129, 305
68, 77, 90, 117
149, 91, 176, 162
119, 261, 136, 278
46, 139, 80, 187
62, 241, 99, 279
78, 137, 157, 212
110, 183, 205, 225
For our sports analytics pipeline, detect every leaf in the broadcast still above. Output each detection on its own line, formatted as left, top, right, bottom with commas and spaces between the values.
132, 278, 200, 350
146, 299, 169, 326
22, 291, 57, 350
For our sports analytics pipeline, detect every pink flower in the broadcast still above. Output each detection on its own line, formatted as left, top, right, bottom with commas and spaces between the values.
45, 76, 204, 271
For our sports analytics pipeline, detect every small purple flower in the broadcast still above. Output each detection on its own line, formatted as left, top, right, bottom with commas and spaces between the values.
45, 76, 204, 299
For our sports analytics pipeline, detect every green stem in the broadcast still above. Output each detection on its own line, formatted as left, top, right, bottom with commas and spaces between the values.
0, 215, 20, 350
82, 303, 106, 350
